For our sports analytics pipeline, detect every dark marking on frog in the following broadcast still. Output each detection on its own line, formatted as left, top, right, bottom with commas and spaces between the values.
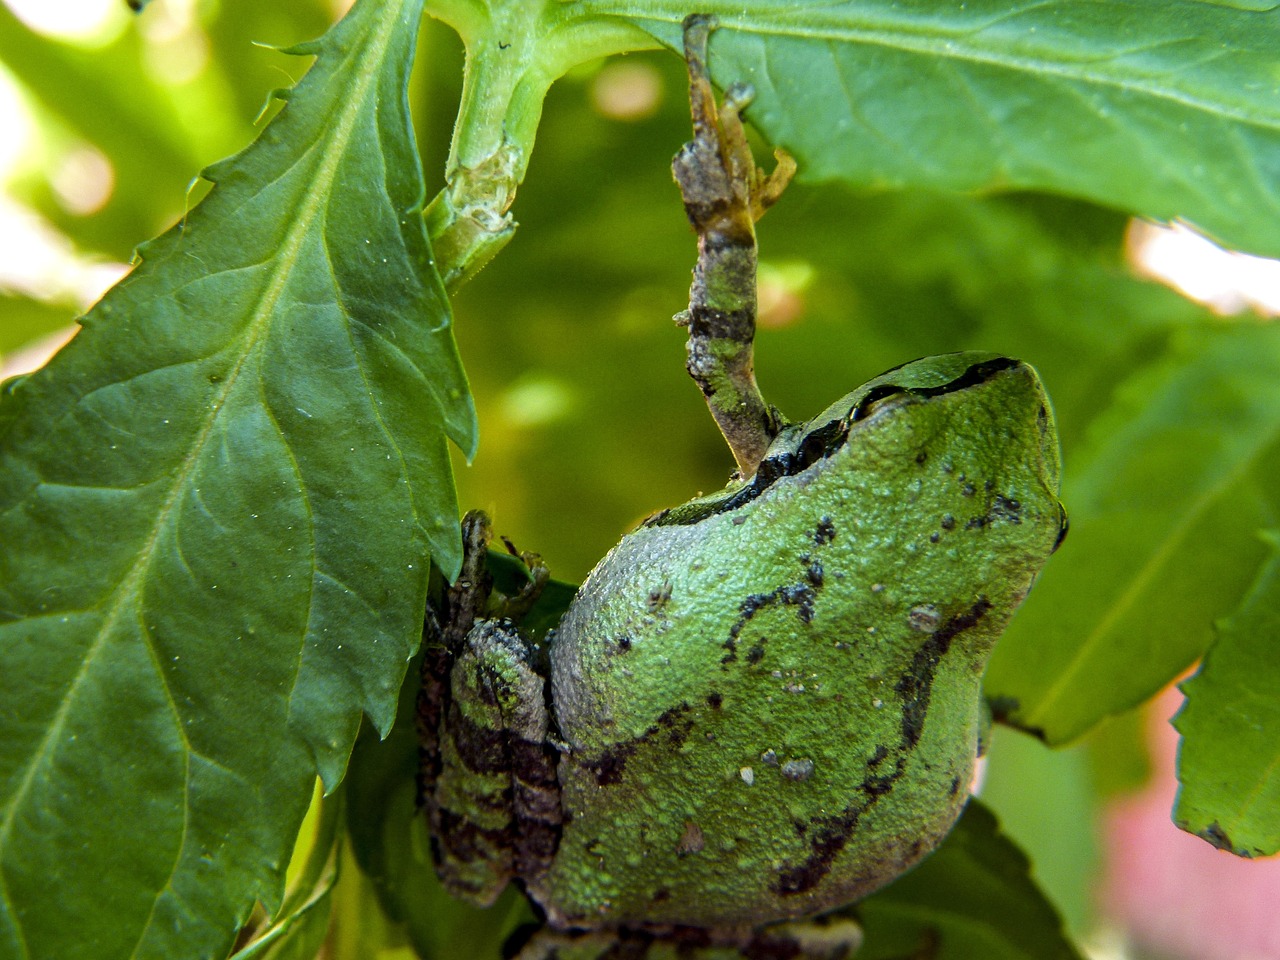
746, 643, 766, 665
805, 559, 825, 588
861, 754, 906, 798
1053, 506, 1070, 552
949, 775, 961, 797
433, 808, 510, 866
774, 807, 863, 895
510, 744, 562, 881
615, 635, 633, 654
896, 598, 992, 748
597, 930, 658, 960
648, 358, 1023, 527
585, 704, 695, 786
774, 750, 913, 896
741, 933, 818, 960
647, 581, 672, 612
447, 704, 509, 775
706, 691, 724, 709
775, 600, 993, 896
915, 450, 928, 465
966, 494, 1022, 530
722, 582, 818, 664
867, 744, 890, 768
749, 918, 862, 960
667, 927, 714, 951
814, 516, 837, 545
941, 513, 956, 530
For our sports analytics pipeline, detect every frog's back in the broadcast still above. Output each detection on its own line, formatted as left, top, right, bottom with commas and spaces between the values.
536, 355, 1064, 930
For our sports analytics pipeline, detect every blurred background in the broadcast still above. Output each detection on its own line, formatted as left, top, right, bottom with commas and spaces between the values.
3, 2, 1279, 958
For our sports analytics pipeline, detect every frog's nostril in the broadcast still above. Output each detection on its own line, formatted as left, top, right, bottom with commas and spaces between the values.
1051, 505, 1069, 553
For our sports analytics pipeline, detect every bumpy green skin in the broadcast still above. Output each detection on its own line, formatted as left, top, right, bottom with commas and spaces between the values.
533, 353, 1065, 931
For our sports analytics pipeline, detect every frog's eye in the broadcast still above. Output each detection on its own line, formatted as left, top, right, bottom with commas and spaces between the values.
850, 385, 908, 422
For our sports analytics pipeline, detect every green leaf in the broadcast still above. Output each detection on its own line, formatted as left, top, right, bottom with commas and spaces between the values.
231, 788, 342, 960
855, 800, 1084, 960
1174, 531, 1280, 857
0, 4, 247, 258
597, 0, 1280, 257
985, 322, 1280, 744
978, 728, 1099, 935
0, 295, 76, 359
0, 0, 474, 956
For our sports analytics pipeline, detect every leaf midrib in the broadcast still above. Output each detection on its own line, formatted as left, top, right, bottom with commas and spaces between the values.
0, 5, 400, 953
1022, 420, 1280, 735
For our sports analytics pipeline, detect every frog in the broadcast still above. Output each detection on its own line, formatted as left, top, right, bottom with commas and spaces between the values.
417, 351, 1067, 960
416, 14, 1066, 958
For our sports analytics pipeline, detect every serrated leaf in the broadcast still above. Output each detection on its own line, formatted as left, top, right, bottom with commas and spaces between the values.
0, 295, 75, 359
598, 0, 1280, 257
232, 789, 342, 960
985, 323, 1280, 744
0, 4, 243, 256
855, 800, 1083, 960
0, 0, 475, 956
1174, 531, 1280, 857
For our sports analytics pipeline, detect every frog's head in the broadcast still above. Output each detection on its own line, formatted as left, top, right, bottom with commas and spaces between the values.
653, 353, 1067, 559
819, 352, 1067, 549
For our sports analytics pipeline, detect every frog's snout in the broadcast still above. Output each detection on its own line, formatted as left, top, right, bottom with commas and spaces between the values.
1051, 503, 1069, 554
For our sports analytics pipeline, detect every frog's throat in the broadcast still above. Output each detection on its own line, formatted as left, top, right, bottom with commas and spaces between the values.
647, 355, 1023, 528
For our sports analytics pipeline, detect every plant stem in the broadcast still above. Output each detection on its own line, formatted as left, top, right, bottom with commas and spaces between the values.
422, 0, 654, 290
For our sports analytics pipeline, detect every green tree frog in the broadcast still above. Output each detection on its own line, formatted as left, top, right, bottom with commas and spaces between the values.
418, 352, 1066, 959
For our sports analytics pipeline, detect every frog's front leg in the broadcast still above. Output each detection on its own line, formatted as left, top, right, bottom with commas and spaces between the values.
510, 916, 863, 960
429, 620, 561, 904
417, 510, 494, 807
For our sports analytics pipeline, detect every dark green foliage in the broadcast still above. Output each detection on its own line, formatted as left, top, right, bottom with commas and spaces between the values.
1, 1, 1277, 957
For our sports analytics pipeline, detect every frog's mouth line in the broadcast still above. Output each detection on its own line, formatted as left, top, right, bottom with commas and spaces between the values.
646, 356, 1023, 528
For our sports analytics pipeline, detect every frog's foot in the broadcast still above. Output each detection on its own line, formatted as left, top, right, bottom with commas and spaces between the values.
428, 619, 562, 907
449, 509, 500, 642
418, 511, 499, 807
510, 916, 862, 960
495, 535, 552, 621
672, 14, 795, 243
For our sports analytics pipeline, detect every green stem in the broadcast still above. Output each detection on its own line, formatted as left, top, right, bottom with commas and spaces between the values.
422, 1, 656, 290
